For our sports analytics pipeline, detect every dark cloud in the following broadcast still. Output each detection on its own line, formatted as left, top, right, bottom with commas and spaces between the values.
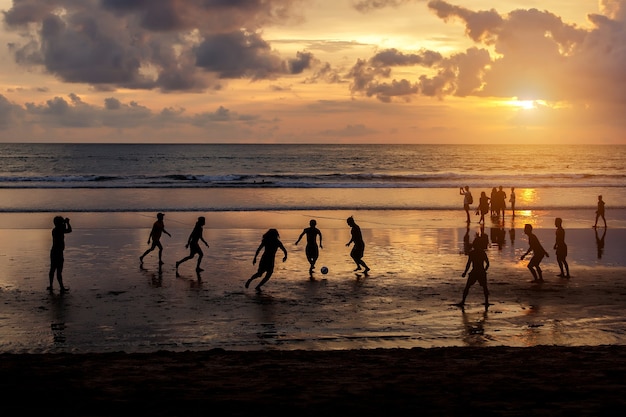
352, 0, 416, 13
3, 0, 309, 91
0, 93, 261, 134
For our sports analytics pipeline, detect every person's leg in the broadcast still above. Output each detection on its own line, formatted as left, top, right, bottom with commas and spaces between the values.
527, 264, 538, 281
57, 258, 67, 291
156, 242, 164, 264
255, 270, 273, 290
535, 264, 543, 281
195, 249, 204, 271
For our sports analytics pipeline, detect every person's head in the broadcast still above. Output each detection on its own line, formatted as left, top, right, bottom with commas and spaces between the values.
598, 195, 603, 201
53, 216, 65, 227
481, 191, 486, 197
347, 216, 355, 226
511, 187, 515, 191
263, 228, 279, 240
524, 224, 533, 235
555, 217, 562, 227
197, 216, 205, 226
499, 186, 503, 191
310, 219, 317, 227
157, 212, 164, 220
465, 186, 469, 191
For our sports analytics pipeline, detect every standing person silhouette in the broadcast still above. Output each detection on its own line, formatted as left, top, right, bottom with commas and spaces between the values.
478, 191, 490, 224
140, 213, 171, 265
245, 228, 287, 291
509, 187, 516, 217
295, 219, 323, 274
497, 186, 507, 218
176, 216, 209, 273
521, 224, 549, 283
554, 217, 570, 278
458, 235, 490, 309
346, 216, 370, 274
460, 186, 473, 223
49, 216, 72, 292
593, 195, 607, 228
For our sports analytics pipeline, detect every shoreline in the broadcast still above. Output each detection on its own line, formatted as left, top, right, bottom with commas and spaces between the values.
3, 345, 626, 416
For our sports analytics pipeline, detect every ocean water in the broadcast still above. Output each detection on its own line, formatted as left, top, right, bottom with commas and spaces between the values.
0, 143, 625, 213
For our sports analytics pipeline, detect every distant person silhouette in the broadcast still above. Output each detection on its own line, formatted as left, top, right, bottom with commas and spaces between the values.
509, 187, 516, 217
490, 187, 498, 217
458, 235, 490, 308
48, 216, 72, 292
295, 219, 323, 274
477, 191, 490, 224
346, 216, 370, 274
554, 218, 570, 278
176, 216, 209, 273
245, 228, 287, 291
521, 224, 549, 283
460, 186, 473, 223
497, 186, 507, 218
593, 195, 607, 228
595, 227, 606, 259
140, 213, 171, 265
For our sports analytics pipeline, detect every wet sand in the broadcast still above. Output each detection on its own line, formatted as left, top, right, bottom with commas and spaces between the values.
1, 210, 626, 352
2, 346, 626, 416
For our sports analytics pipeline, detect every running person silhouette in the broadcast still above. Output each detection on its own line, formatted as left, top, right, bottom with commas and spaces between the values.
346, 216, 370, 274
246, 228, 287, 291
140, 213, 171, 265
295, 219, 323, 274
176, 216, 209, 273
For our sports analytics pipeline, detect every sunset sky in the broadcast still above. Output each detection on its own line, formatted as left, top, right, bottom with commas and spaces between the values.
0, 0, 624, 144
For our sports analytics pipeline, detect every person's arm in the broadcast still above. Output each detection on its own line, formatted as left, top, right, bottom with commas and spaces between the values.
295, 230, 305, 245
484, 254, 490, 272
319, 231, 323, 249
163, 228, 171, 237
65, 218, 72, 234
521, 246, 531, 260
200, 233, 209, 247
280, 242, 288, 262
461, 256, 471, 277
253, 243, 263, 264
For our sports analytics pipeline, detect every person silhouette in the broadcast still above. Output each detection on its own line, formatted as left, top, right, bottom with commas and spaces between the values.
554, 218, 570, 278
478, 191, 490, 224
346, 216, 370, 274
295, 219, 323, 274
245, 228, 287, 291
176, 216, 209, 273
490, 187, 498, 217
521, 224, 549, 283
460, 186, 473, 223
48, 216, 72, 292
593, 195, 607, 228
140, 213, 171, 265
458, 235, 490, 308
509, 187, 516, 217
497, 186, 507, 218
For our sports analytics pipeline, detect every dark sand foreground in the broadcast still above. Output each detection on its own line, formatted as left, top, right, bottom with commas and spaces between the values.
3, 346, 626, 416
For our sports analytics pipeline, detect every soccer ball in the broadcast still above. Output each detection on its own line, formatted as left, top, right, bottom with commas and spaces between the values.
320, 266, 329, 274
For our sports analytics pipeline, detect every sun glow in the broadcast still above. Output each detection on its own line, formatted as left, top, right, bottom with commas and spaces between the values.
508, 99, 537, 110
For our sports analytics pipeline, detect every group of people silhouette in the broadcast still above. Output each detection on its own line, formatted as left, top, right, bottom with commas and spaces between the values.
105, 213, 365, 293
47, 192, 608, 301
460, 185, 515, 224
456, 190, 608, 309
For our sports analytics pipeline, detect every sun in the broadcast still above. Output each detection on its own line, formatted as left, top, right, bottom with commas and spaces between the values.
508, 99, 536, 110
